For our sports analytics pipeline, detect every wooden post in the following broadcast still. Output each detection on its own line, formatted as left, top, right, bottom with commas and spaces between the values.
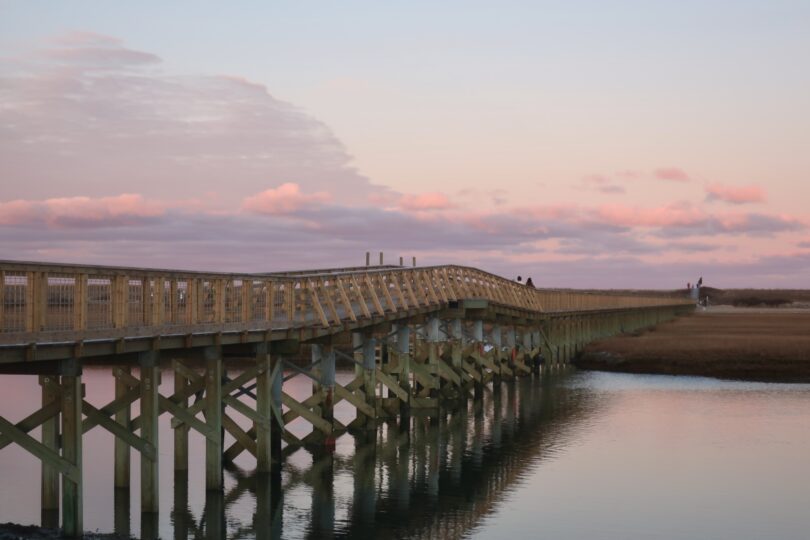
397, 325, 411, 419
473, 320, 484, 400
61, 362, 82, 538
172, 361, 188, 472
491, 324, 502, 391
40, 375, 60, 528
450, 319, 463, 397
362, 335, 376, 428
205, 346, 223, 490
114, 366, 131, 487
255, 342, 272, 473
139, 351, 159, 513
427, 317, 440, 402
320, 344, 336, 430
270, 354, 283, 471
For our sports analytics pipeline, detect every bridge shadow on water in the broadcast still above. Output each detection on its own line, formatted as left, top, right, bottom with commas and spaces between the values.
122, 370, 598, 540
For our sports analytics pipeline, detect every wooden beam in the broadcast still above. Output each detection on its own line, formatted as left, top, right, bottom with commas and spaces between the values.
61, 374, 83, 537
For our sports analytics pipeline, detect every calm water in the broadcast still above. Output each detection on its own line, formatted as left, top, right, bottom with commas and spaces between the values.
1, 368, 809, 539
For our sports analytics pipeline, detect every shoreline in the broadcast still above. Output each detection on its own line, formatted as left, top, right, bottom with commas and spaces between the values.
575, 307, 810, 383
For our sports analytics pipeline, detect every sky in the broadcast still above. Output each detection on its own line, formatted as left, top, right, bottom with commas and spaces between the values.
1, 1, 809, 288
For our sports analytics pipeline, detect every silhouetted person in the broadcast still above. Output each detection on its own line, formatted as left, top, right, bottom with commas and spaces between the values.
525, 277, 535, 288
516, 275, 522, 283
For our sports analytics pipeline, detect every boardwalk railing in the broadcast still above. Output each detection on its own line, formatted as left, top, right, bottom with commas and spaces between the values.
0, 260, 691, 342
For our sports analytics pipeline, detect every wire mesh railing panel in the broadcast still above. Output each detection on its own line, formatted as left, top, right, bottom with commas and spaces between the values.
175, 280, 189, 325
87, 277, 113, 329
200, 281, 216, 323
127, 279, 145, 326
2, 272, 28, 332
44, 275, 75, 331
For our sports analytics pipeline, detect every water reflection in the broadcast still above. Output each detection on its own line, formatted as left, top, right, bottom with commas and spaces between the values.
141, 371, 594, 539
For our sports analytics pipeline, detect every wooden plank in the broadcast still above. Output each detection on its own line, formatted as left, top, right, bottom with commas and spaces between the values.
375, 370, 409, 402
205, 353, 223, 490
224, 395, 268, 425
308, 287, 330, 327
319, 279, 341, 324
334, 278, 357, 322
389, 273, 409, 310
222, 413, 257, 458
377, 274, 397, 312
281, 392, 332, 434
401, 271, 420, 307
0, 270, 4, 331
433, 269, 449, 303
437, 359, 461, 386
0, 399, 61, 451
362, 275, 386, 315
0, 416, 80, 484
82, 400, 156, 460
159, 395, 218, 441
349, 275, 371, 318
419, 270, 440, 305
334, 384, 375, 418
282, 393, 322, 424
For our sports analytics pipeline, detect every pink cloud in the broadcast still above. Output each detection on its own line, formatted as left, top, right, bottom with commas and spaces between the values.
595, 202, 706, 228
705, 183, 766, 204
654, 167, 691, 182
397, 192, 455, 211
241, 183, 331, 215
0, 194, 165, 227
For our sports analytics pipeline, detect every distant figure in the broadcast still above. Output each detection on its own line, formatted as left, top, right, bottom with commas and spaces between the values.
687, 282, 692, 290
525, 277, 535, 288
516, 275, 522, 283
697, 276, 703, 287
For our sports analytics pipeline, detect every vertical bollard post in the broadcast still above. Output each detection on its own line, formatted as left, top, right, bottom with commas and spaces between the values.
255, 342, 272, 473
139, 351, 160, 513
61, 360, 82, 537
40, 375, 60, 528
204, 346, 223, 490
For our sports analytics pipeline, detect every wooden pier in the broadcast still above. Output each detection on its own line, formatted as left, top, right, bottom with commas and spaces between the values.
0, 260, 693, 537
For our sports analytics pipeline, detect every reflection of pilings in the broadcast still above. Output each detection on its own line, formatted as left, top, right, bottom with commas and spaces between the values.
309, 450, 335, 539
113, 487, 130, 539
171, 471, 190, 540
351, 430, 377, 535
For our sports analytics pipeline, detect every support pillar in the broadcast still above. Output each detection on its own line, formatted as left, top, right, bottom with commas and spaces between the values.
361, 336, 377, 428
491, 324, 502, 391
270, 355, 283, 472
172, 361, 188, 473
204, 346, 223, 491
139, 351, 160, 513
61, 363, 82, 538
397, 325, 411, 420
40, 375, 60, 528
255, 342, 272, 473
472, 320, 484, 400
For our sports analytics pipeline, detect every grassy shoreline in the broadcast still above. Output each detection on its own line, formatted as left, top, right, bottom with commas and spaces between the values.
575, 307, 810, 383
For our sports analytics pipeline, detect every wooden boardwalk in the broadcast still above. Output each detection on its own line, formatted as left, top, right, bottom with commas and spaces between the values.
0, 259, 693, 537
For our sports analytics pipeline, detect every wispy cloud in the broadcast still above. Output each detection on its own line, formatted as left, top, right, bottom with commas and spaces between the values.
653, 167, 691, 182
705, 183, 766, 204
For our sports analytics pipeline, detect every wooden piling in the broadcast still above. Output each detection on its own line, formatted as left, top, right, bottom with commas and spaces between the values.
139, 351, 160, 513
172, 361, 188, 472
39, 375, 60, 525
255, 342, 272, 472
61, 370, 82, 537
114, 366, 132, 486
204, 346, 223, 490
